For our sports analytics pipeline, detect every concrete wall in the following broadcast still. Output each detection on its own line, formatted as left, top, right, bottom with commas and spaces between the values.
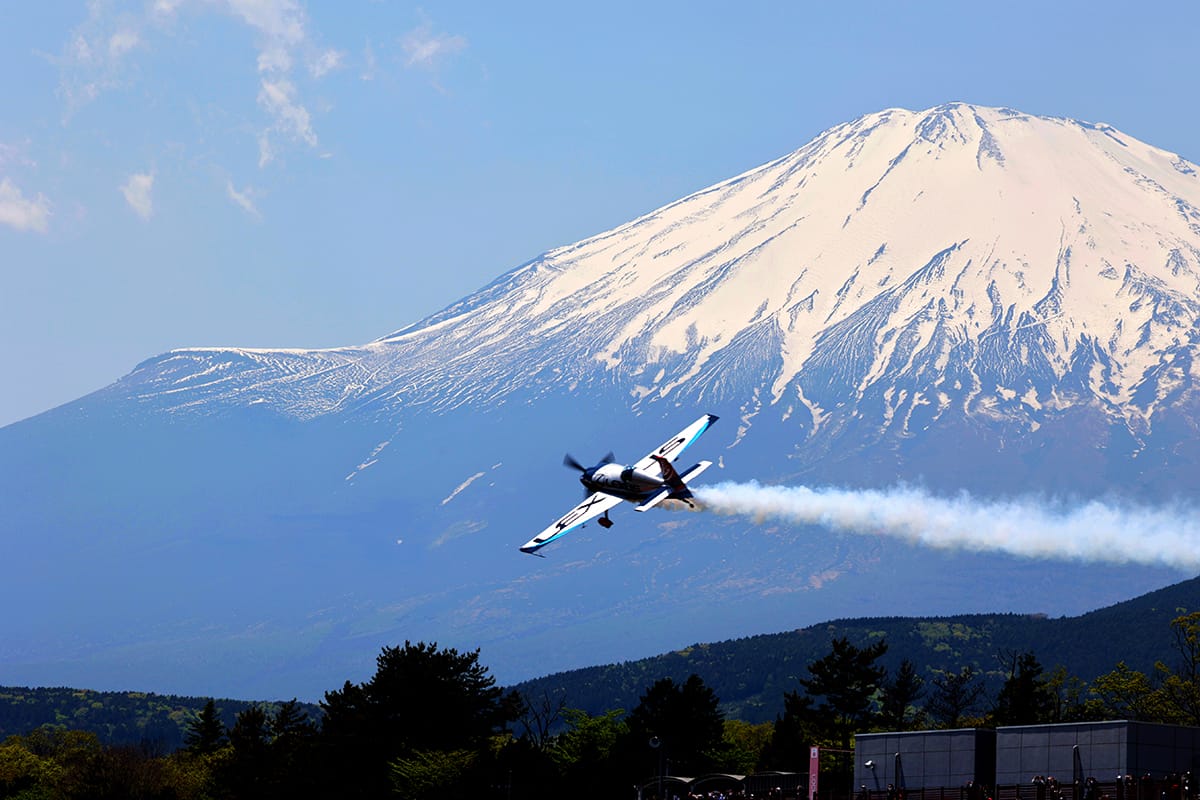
996, 721, 1200, 784
855, 730, 997, 792
853, 721, 1200, 793
996, 721, 1128, 785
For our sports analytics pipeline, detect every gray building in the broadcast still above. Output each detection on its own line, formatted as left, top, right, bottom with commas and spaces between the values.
855, 729, 997, 793
854, 722, 1200, 794
996, 721, 1200, 785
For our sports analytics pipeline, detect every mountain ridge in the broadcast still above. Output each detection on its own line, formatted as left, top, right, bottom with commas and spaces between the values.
72, 103, 1200, 468
511, 575, 1200, 724
3, 102, 1198, 699
2, 575, 1195, 741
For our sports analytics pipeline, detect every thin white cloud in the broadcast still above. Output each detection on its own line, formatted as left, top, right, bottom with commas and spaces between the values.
0, 142, 36, 169
108, 28, 140, 59
62, 0, 336, 166
257, 78, 316, 165
225, 180, 261, 218
401, 20, 467, 69
224, 0, 306, 73
308, 47, 343, 78
214, 0, 331, 166
256, 131, 274, 169
152, 0, 185, 18
0, 178, 52, 233
120, 172, 155, 220
55, 1, 151, 115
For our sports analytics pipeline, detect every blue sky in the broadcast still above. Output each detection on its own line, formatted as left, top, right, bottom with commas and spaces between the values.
2, 1, 1197, 427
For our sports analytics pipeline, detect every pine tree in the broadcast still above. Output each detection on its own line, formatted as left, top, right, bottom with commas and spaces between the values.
184, 699, 226, 755
224, 705, 270, 797
798, 636, 888, 746
878, 659, 926, 731
625, 674, 725, 777
993, 651, 1055, 725
319, 641, 520, 799
926, 666, 985, 729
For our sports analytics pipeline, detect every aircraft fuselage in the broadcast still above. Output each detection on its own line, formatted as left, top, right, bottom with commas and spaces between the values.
580, 463, 666, 503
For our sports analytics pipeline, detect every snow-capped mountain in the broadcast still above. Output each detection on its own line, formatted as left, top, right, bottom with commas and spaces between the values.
116, 104, 1200, 435
3, 103, 1199, 700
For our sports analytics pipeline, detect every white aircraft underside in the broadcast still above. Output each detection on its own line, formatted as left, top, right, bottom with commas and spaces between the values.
519, 413, 719, 555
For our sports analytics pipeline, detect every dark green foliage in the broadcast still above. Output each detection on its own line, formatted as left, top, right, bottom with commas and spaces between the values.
1, 579, 1199, 799
992, 650, 1056, 725
925, 666, 985, 728
1045, 665, 1091, 722
318, 640, 520, 799
7, 597, 1200, 800
763, 636, 888, 771
624, 674, 725, 777
799, 636, 888, 747
512, 575, 1200, 723
1157, 611, 1200, 725
1087, 613, 1200, 725
879, 658, 926, 731
184, 700, 226, 755
553, 708, 627, 796
222, 705, 270, 796
762, 690, 818, 771
0, 686, 318, 751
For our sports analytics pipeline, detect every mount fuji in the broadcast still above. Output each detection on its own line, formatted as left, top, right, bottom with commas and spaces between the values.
4, 103, 1200, 700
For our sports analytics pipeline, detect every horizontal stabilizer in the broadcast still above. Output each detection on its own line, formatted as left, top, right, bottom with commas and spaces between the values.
634, 487, 671, 512
679, 459, 712, 484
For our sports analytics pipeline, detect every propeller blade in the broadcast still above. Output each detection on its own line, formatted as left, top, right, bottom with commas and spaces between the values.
600, 451, 615, 465
563, 453, 586, 472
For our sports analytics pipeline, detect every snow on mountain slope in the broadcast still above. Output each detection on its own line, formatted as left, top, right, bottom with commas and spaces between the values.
9, 103, 1200, 698
104, 103, 1200, 446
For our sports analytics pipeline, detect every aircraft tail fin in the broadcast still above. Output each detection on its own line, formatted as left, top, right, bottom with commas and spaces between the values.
650, 454, 686, 491
636, 459, 713, 511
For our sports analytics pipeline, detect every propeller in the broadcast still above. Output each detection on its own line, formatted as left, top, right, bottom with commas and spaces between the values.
564, 452, 617, 472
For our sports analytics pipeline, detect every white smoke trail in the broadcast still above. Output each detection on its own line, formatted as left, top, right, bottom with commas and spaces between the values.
694, 481, 1200, 571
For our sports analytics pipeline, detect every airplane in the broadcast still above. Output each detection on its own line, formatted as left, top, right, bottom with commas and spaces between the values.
519, 413, 719, 555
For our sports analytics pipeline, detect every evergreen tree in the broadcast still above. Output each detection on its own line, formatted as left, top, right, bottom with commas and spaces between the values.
268, 699, 318, 800
878, 659, 926, 731
993, 651, 1055, 725
625, 674, 725, 778
184, 699, 226, 756
223, 705, 270, 798
318, 641, 520, 799
763, 691, 820, 771
797, 636, 888, 747
926, 666, 985, 729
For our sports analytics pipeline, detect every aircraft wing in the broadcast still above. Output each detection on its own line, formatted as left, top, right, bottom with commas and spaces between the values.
520, 491, 624, 555
633, 413, 719, 475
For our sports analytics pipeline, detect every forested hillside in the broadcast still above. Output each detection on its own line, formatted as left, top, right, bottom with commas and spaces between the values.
1, 577, 1195, 747
512, 576, 1200, 722
0, 687, 319, 751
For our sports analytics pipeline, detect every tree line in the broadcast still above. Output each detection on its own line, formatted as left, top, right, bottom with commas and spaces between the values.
2, 613, 1200, 799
